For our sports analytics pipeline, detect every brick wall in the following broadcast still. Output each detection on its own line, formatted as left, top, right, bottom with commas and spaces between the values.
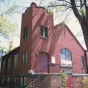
0, 2, 87, 76
29, 3, 86, 74
0, 47, 19, 76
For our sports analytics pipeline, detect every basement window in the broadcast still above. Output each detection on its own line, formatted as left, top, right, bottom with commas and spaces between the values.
40, 26, 48, 38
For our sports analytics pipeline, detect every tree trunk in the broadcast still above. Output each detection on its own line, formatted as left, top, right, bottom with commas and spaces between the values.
82, 29, 88, 50
70, 0, 88, 50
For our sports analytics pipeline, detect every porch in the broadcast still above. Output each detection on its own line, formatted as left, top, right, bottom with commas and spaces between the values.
0, 73, 61, 88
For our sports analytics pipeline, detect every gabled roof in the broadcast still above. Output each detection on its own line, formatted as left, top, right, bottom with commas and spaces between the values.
56, 23, 85, 51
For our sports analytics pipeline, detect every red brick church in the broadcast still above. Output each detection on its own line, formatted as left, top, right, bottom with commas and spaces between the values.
0, 2, 88, 88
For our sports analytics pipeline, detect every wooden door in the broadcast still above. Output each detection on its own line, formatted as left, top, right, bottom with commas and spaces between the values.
38, 52, 48, 73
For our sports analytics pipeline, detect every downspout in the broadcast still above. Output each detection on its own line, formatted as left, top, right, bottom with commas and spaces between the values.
84, 50, 88, 73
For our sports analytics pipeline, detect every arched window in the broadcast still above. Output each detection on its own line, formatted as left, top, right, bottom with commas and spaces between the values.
60, 48, 72, 67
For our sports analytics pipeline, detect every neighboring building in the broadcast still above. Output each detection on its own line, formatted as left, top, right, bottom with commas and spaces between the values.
0, 2, 87, 88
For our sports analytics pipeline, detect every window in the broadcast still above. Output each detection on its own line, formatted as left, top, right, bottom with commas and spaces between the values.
60, 48, 72, 67
22, 50, 27, 65
6, 57, 10, 69
40, 26, 48, 38
7, 77, 9, 83
1, 59, 5, 70
20, 77, 24, 85
23, 27, 28, 39
2, 77, 4, 83
80, 56, 85, 68
13, 54, 18, 67
24, 77, 27, 86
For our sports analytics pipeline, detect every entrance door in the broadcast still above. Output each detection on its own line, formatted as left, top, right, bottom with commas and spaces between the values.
66, 75, 74, 88
38, 52, 48, 73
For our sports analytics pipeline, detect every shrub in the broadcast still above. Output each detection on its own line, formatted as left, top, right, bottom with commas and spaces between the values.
82, 76, 88, 88
60, 70, 67, 88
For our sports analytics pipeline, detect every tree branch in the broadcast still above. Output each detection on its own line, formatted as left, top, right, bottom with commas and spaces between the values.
80, 0, 82, 8
84, 0, 88, 29
84, 0, 87, 8
48, 4, 82, 8
64, 0, 71, 4
70, 0, 86, 30
48, 4, 67, 7
58, 0, 71, 4
70, 0, 88, 49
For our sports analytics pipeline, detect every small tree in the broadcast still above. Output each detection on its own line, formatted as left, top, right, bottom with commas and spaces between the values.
60, 70, 67, 88
0, 0, 21, 51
